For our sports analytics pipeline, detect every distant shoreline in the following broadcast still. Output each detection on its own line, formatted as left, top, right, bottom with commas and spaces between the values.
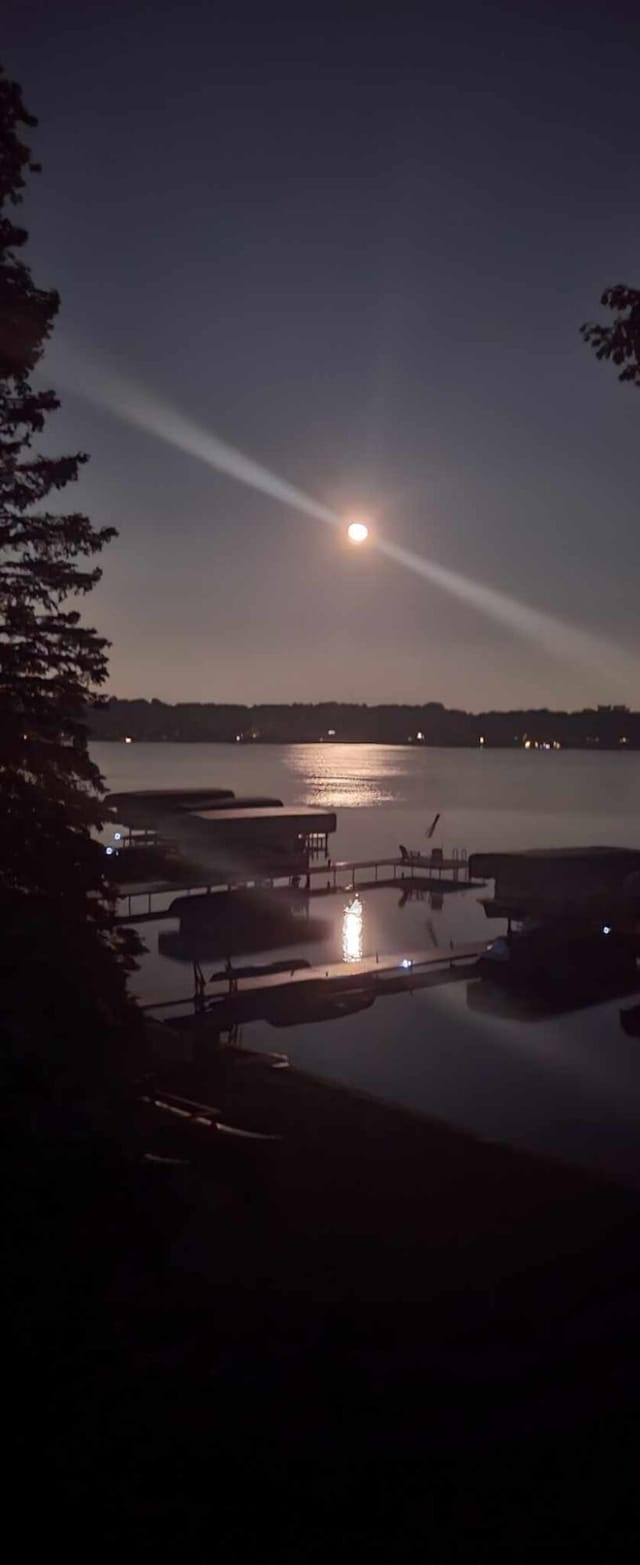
91, 736, 640, 751
89, 698, 640, 751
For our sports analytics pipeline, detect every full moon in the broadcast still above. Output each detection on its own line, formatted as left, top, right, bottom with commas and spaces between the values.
347, 520, 369, 544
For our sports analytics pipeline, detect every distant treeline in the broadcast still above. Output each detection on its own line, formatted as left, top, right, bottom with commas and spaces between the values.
88, 699, 640, 750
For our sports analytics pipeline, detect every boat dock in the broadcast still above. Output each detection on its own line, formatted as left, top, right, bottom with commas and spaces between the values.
143, 941, 484, 1030
107, 786, 480, 923
116, 851, 480, 924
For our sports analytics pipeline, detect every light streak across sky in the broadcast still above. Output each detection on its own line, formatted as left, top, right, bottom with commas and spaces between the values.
51, 341, 635, 689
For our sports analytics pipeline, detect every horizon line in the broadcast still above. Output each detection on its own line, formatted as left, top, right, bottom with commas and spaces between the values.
94, 696, 635, 716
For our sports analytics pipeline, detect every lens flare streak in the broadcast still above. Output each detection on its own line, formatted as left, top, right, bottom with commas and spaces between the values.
52, 341, 636, 689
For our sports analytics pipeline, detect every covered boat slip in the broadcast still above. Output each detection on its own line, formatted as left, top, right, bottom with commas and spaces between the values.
107, 788, 282, 828
153, 805, 336, 879
106, 787, 337, 884
470, 846, 640, 920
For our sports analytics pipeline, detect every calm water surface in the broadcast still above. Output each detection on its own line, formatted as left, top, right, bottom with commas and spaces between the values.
93, 743, 640, 1188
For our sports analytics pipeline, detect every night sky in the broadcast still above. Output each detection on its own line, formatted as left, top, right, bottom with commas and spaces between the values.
5, 0, 640, 708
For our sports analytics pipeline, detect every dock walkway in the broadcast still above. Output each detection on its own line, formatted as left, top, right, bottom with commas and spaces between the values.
118, 852, 481, 924
143, 941, 484, 1028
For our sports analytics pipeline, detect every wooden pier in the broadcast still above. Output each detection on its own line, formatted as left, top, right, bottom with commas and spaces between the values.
142, 941, 484, 1031
116, 850, 481, 925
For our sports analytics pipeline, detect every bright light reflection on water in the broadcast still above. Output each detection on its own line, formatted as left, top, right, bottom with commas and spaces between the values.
287, 744, 401, 808
342, 895, 364, 962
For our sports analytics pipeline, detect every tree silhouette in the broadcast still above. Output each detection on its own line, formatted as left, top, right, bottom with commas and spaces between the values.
582, 285, 640, 388
0, 67, 140, 1096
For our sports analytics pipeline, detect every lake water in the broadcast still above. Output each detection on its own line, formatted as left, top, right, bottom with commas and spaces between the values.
94, 742, 640, 1189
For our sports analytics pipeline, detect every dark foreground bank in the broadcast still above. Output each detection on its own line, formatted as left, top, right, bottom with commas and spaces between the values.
6, 1052, 640, 1555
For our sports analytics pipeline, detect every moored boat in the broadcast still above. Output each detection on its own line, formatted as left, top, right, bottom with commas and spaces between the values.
478, 919, 638, 991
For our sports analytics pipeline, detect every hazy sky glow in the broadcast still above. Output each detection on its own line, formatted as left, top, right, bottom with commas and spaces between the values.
6, 0, 640, 706
52, 340, 639, 696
